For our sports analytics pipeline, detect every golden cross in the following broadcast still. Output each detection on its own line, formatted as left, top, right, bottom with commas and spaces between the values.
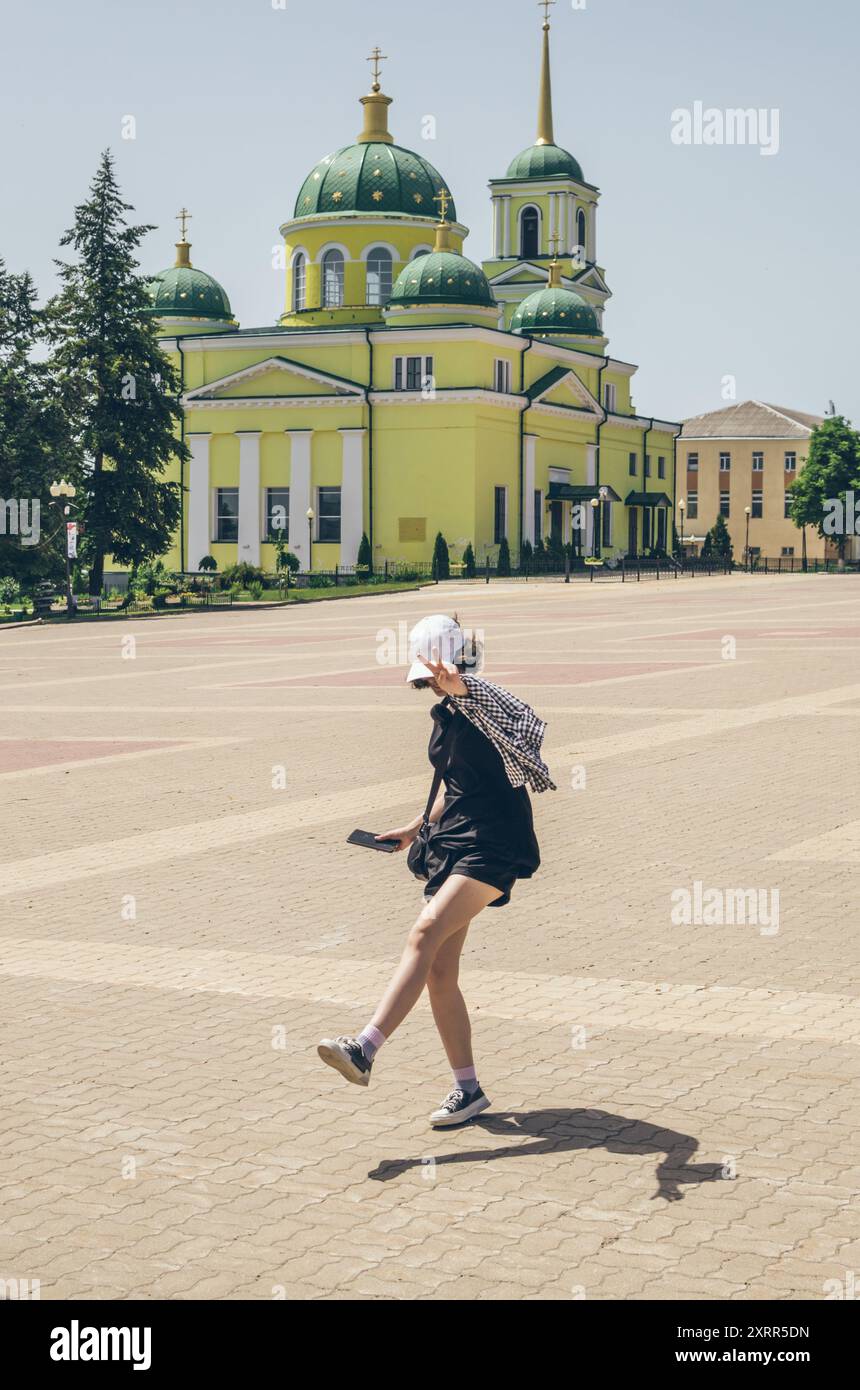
367, 46, 388, 92
538, 0, 556, 25
434, 188, 451, 222
176, 207, 191, 241
548, 231, 561, 258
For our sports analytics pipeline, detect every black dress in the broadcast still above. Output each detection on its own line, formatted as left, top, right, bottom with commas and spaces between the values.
422, 699, 541, 908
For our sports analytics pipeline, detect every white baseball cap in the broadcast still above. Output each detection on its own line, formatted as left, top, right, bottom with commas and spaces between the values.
406, 614, 465, 683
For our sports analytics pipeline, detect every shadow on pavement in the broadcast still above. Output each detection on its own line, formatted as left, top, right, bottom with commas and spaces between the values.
368, 1107, 725, 1201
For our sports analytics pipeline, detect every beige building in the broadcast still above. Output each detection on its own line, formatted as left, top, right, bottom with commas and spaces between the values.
677, 401, 824, 563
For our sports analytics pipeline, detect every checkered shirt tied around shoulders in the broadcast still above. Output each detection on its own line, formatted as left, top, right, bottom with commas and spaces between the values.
449, 675, 557, 793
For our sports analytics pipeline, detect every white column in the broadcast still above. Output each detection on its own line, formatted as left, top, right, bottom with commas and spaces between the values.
586, 443, 597, 551
502, 197, 511, 257
286, 430, 312, 569
491, 197, 501, 257
523, 434, 537, 545
187, 434, 211, 573
237, 432, 261, 568
339, 428, 366, 566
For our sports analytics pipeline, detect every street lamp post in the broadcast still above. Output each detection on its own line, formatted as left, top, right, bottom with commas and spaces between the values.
306, 506, 315, 575
744, 505, 751, 571
590, 496, 600, 558
679, 497, 686, 558
49, 479, 77, 617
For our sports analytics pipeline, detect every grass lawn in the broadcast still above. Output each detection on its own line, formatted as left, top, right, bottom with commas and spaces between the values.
267, 580, 432, 603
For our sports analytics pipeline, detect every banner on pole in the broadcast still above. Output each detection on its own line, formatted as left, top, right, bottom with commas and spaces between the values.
66, 521, 77, 559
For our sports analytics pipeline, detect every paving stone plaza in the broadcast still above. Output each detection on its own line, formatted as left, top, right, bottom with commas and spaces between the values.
1, 574, 858, 1300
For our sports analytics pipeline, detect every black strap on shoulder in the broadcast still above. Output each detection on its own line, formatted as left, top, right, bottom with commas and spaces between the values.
419, 699, 456, 828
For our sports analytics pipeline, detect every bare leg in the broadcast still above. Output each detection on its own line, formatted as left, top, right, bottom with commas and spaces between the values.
427, 926, 473, 1070
370, 875, 501, 1040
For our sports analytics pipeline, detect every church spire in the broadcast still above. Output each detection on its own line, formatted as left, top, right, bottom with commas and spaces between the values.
357, 45, 394, 144
536, 0, 556, 146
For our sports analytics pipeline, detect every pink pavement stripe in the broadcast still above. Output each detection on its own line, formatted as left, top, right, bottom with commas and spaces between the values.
631, 626, 860, 642
0, 739, 184, 774
142, 631, 348, 649
229, 660, 709, 689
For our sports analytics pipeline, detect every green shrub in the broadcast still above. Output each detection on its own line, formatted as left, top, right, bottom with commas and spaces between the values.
222, 562, 265, 588
462, 543, 476, 578
249, 580, 264, 600
152, 591, 170, 609
198, 555, 218, 572
497, 537, 511, 576
308, 573, 335, 589
432, 532, 450, 580
0, 577, 20, 606
357, 532, 373, 572
132, 560, 176, 597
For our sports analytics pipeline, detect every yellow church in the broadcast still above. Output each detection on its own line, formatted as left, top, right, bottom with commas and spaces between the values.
146, 9, 680, 575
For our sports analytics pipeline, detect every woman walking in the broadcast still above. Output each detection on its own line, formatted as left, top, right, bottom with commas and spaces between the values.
318, 614, 556, 1127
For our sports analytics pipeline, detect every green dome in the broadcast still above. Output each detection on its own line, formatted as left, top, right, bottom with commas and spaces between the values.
146, 264, 233, 322
506, 143, 583, 182
511, 285, 598, 337
389, 249, 493, 308
295, 142, 456, 220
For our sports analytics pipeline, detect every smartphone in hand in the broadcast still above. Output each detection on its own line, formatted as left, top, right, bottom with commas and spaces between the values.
347, 829, 400, 853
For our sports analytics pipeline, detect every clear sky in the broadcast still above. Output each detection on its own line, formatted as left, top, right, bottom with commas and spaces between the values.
2, 0, 857, 424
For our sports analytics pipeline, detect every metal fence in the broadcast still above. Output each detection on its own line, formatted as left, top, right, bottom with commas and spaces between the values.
746, 555, 859, 574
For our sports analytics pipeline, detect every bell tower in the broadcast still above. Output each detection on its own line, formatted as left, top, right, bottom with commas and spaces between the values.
483, 2, 610, 331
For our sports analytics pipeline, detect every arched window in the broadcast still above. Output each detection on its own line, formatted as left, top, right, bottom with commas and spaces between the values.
366, 247, 393, 305
520, 206, 540, 259
322, 249, 345, 307
576, 209, 587, 261
292, 253, 306, 311
411, 246, 431, 261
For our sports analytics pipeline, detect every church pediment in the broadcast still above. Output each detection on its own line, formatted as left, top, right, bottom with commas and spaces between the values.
527, 365, 602, 416
183, 355, 365, 403
488, 261, 547, 286
570, 266, 611, 296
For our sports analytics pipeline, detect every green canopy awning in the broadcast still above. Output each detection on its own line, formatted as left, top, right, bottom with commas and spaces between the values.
548, 483, 600, 502
625, 490, 673, 508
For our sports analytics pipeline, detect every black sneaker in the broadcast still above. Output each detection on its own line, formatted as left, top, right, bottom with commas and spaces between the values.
429, 1086, 490, 1128
317, 1035, 373, 1087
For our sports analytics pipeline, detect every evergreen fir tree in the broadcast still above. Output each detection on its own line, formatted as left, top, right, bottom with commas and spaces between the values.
46, 151, 186, 594
0, 260, 70, 587
520, 537, 533, 573
709, 514, 733, 560
497, 536, 511, 576
462, 542, 476, 578
356, 531, 372, 571
431, 531, 450, 580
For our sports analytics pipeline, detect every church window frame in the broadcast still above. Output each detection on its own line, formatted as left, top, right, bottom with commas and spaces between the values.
321, 248, 345, 307
292, 252, 307, 311
393, 355, 434, 392
576, 208, 587, 261
519, 204, 541, 259
365, 245, 394, 305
